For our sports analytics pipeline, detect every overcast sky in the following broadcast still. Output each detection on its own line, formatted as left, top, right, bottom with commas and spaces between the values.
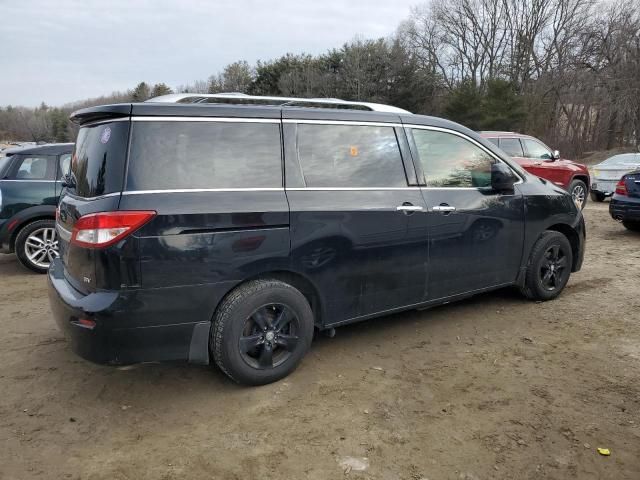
0, 0, 418, 107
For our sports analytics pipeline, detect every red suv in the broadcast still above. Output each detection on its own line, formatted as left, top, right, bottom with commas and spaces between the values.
481, 132, 590, 209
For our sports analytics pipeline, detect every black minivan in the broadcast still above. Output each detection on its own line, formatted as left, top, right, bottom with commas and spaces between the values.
49, 94, 585, 385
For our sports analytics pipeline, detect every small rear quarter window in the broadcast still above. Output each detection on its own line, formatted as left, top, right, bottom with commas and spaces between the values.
126, 121, 282, 190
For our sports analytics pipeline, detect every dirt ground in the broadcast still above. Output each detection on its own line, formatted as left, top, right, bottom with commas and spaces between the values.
1, 201, 639, 480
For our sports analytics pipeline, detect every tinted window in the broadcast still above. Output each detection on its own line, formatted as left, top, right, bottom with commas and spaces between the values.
499, 138, 524, 157
72, 121, 129, 197
522, 138, 552, 159
487, 137, 499, 146
58, 153, 71, 179
127, 121, 282, 190
296, 124, 407, 187
410, 129, 495, 188
12, 155, 56, 180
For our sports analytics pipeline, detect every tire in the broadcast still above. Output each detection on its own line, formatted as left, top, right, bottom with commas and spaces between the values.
15, 219, 58, 274
622, 221, 640, 232
211, 279, 314, 385
590, 191, 605, 202
519, 231, 573, 301
569, 179, 588, 210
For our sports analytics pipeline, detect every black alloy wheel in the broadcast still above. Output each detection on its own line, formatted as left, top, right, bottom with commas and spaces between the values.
239, 304, 300, 370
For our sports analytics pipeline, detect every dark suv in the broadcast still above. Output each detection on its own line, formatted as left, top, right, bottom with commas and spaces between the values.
0, 143, 74, 272
48, 94, 585, 385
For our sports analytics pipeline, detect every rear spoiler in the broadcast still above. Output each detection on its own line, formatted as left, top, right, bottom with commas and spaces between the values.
69, 104, 132, 125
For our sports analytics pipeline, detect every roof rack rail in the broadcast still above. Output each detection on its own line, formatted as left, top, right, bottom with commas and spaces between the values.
145, 93, 411, 114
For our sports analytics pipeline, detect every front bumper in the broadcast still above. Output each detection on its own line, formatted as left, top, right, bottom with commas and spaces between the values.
610, 195, 640, 222
48, 258, 212, 365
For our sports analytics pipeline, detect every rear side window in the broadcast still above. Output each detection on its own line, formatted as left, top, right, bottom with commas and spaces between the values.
12, 155, 56, 180
127, 121, 282, 190
410, 129, 495, 188
499, 138, 524, 157
72, 121, 129, 197
296, 124, 407, 187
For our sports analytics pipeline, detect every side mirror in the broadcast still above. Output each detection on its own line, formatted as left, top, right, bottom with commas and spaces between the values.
552, 150, 560, 160
491, 163, 517, 192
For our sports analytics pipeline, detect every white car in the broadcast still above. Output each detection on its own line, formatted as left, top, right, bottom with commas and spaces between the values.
590, 152, 640, 201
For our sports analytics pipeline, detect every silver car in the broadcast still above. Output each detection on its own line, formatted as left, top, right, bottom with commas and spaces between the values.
590, 152, 640, 201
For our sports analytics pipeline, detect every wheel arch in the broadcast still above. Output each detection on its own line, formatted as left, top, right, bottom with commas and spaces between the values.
245, 270, 325, 328
546, 223, 581, 272
571, 174, 590, 191
9, 207, 57, 252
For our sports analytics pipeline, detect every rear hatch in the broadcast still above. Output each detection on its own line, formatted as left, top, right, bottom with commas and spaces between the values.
57, 114, 130, 293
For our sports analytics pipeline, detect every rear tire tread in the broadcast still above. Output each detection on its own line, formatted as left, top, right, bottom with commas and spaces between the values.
211, 279, 312, 385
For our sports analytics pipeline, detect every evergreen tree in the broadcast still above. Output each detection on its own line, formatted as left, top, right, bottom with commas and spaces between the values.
150, 83, 173, 98
131, 82, 151, 102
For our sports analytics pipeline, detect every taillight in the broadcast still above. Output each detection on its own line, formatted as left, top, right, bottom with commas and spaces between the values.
70, 211, 156, 248
615, 178, 628, 195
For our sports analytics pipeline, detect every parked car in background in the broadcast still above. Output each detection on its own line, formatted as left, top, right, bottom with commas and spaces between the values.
481, 132, 590, 209
49, 94, 585, 385
0, 143, 74, 272
0, 142, 39, 159
609, 170, 640, 231
590, 153, 640, 202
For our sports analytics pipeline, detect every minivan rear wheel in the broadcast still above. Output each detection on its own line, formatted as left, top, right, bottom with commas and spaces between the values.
15, 219, 58, 274
520, 231, 573, 301
211, 279, 314, 385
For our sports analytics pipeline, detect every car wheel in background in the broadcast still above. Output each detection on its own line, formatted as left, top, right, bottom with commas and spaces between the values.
15, 219, 58, 274
520, 231, 573, 301
211, 279, 314, 385
622, 221, 640, 232
569, 179, 588, 210
590, 191, 606, 202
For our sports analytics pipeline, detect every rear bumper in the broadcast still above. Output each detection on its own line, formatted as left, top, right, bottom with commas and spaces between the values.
610, 195, 640, 222
591, 180, 618, 196
48, 258, 217, 365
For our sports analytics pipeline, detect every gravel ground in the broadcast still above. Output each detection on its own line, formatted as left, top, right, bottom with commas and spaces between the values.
0, 201, 639, 480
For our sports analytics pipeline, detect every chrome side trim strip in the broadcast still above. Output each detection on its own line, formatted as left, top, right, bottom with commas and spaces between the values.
0, 179, 57, 183
121, 188, 285, 195
131, 116, 280, 123
63, 191, 121, 200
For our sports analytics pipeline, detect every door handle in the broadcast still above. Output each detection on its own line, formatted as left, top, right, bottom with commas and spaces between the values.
396, 205, 423, 212
432, 205, 456, 213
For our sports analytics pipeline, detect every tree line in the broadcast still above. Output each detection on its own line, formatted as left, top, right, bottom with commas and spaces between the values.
1, 0, 638, 157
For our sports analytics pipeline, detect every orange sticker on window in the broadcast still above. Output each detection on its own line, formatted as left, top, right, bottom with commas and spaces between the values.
350, 146, 359, 156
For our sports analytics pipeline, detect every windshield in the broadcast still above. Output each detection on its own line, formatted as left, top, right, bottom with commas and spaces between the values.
71, 121, 129, 197
601, 154, 640, 165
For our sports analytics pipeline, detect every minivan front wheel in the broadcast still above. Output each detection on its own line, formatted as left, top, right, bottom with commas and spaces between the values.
15, 219, 59, 273
211, 279, 314, 385
520, 231, 573, 301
